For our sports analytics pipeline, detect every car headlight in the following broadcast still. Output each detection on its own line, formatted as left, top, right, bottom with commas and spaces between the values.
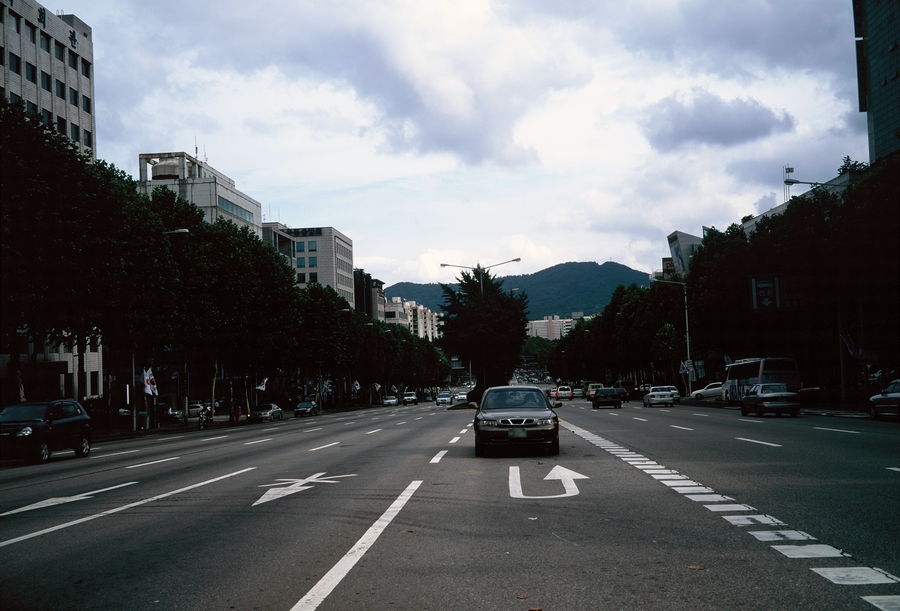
479, 419, 498, 427
16, 427, 33, 437
536, 418, 557, 426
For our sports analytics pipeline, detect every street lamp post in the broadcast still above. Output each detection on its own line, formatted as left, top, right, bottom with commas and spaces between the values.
650, 277, 692, 395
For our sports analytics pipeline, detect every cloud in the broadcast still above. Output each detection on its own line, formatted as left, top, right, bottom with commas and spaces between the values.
753, 193, 777, 215
639, 89, 795, 152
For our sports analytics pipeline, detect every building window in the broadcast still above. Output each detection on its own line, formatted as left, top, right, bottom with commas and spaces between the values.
81, 60, 91, 78
40, 33, 51, 53
9, 52, 21, 75
70, 123, 80, 142
56, 116, 66, 134
309, 273, 318, 283
84, 130, 92, 147
56, 79, 65, 99
297, 272, 306, 284
69, 87, 78, 106
9, 92, 21, 103
296, 257, 305, 268
41, 71, 51, 91
309, 257, 318, 268
55, 41, 66, 61
41, 109, 52, 126
82, 95, 91, 113
26, 22, 37, 43
296, 242, 305, 253
308, 241, 317, 251
8, 11, 21, 33
68, 51, 78, 69
26, 62, 37, 83
27, 101, 38, 115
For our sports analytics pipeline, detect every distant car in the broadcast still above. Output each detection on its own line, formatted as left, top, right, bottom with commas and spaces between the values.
693, 382, 723, 400
473, 385, 559, 457
383, 396, 399, 406
740, 384, 800, 417
547, 388, 558, 399
455, 391, 468, 401
0, 400, 92, 463
402, 392, 418, 405
869, 379, 900, 420
663, 386, 681, 403
249, 403, 284, 422
613, 387, 629, 402
557, 385, 574, 400
592, 388, 622, 409
573, 388, 584, 399
643, 386, 675, 407
436, 391, 453, 406
586, 383, 604, 399
187, 402, 204, 417
294, 399, 318, 417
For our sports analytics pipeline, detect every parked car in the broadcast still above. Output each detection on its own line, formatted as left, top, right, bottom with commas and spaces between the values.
643, 386, 675, 407
663, 386, 681, 403
294, 399, 319, 417
402, 391, 419, 405
383, 396, 399, 406
740, 384, 800, 417
248, 403, 284, 422
592, 388, 622, 409
0, 400, 92, 463
557, 385, 574, 400
473, 386, 559, 457
869, 379, 900, 420
187, 402, 205, 417
693, 382, 723, 400
455, 391, 469, 401
436, 391, 453, 406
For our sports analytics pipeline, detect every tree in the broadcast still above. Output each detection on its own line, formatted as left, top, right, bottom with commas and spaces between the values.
438, 266, 528, 400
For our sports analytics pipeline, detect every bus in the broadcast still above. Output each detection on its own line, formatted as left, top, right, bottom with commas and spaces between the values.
723, 357, 800, 403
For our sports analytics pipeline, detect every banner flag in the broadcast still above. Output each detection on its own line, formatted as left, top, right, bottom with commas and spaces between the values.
143, 368, 158, 396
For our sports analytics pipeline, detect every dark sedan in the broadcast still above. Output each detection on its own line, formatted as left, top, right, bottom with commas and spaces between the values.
592, 387, 622, 409
294, 399, 319, 417
474, 386, 560, 456
869, 379, 900, 420
0, 400, 92, 463
740, 383, 800, 417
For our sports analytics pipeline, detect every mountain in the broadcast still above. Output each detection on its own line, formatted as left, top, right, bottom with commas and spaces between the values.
384, 261, 650, 319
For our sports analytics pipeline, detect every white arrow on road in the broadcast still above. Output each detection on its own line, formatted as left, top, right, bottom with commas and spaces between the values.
253, 472, 357, 506
509, 465, 588, 499
0, 482, 138, 516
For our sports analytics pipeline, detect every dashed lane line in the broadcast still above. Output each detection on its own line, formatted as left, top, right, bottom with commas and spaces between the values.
813, 427, 860, 434
430, 451, 448, 464
125, 457, 179, 469
736, 437, 782, 447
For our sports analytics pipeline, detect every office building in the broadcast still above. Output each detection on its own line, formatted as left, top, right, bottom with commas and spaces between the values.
2, 0, 96, 157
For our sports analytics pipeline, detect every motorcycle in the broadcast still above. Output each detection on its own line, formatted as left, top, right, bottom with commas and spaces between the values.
198, 406, 212, 430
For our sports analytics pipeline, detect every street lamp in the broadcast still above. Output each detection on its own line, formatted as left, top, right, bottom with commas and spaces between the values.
440, 257, 521, 294
650, 277, 692, 395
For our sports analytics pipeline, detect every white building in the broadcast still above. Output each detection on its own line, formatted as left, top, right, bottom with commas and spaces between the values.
2, 1, 96, 157
527, 315, 572, 341
263, 224, 355, 307
137, 152, 263, 236
384, 297, 441, 341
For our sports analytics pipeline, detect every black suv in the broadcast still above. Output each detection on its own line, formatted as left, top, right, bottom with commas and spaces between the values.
0, 400, 92, 463
592, 388, 622, 409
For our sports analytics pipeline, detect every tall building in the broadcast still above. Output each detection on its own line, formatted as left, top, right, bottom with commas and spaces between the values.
138, 152, 263, 236
853, 0, 900, 162
1, 1, 96, 157
263, 223, 355, 306
527, 315, 572, 341
354, 269, 386, 322
383, 297, 441, 341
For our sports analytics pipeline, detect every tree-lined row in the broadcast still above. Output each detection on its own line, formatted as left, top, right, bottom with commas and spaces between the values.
549, 153, 899, 401
1, 100, 449, 411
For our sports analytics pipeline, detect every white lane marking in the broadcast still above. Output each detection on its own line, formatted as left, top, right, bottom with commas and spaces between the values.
722, 515, 786, 526
862, 595, 900, 610
685, 494, 734, 502
811, 567, 900, 585
154, 436, 185, 442
693, 414, 709, 417
415, 417, 423, 420
633, 417, 648, 421
1, 482, 139, 516
430, 451, 448, 464
125, 457, 180, 469
366, 429, 382, 435
670, 425, 694, 431
396, 422, 406, 425
309, 442, 339, 452
458, 429, 468, 435
200, 436, 228, 442
659, 409, 670, 412
748, 530, 816, 542
772, 544, 846, 558
343, 422, 356, 426
672, 486, 715, 494
262, 427, 280, 432
661, 480, 702, 487
254, 473, 356, 506
0, 468, 255, 548
290, 481, 422, 611
509, 466, 588, 499
466, 423, 473, 428
651, 474, 689, 480
738, 419, 764, 423
813, 427, 860, 434
703, 503, 756, 512
449, 437, 460, 444
608, 413, 619, 416
304, 428, 322, 432
888, 467, 900, 472
736, 437, 782, 447
91, 449, 140, 458
244, 438, 272, 445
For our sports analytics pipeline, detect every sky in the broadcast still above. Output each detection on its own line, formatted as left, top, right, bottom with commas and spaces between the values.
64, 0, 868, 287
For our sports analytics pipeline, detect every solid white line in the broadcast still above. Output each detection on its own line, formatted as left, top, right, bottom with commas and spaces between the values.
244, 438, 272, 445
0, 468, 256, 548
291, 481, 422, 611
125, 457, 180, 469
813, 427, 860, 434
449, 437, 460, 444
91, 449, 140, 458
309, 442, 339, 452
199, 436, 228, 442
430, 451, 448, 464
671, 425, 694, 431
366, 429, 382, 435
736, 437, 782, 447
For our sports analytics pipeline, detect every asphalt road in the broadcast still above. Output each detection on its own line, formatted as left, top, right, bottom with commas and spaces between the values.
1, 395, 898, 611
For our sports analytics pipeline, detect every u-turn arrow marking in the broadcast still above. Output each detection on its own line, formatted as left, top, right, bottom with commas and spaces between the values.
509, 465, 588, 499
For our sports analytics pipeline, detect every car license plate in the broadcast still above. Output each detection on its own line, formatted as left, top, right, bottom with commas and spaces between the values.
508, 427, 527, 439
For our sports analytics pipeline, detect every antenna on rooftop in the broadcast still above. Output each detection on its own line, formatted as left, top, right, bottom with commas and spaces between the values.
195, 137, 198, 158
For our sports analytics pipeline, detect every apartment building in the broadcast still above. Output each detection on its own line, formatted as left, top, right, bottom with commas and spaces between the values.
2, 0, 95, 157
